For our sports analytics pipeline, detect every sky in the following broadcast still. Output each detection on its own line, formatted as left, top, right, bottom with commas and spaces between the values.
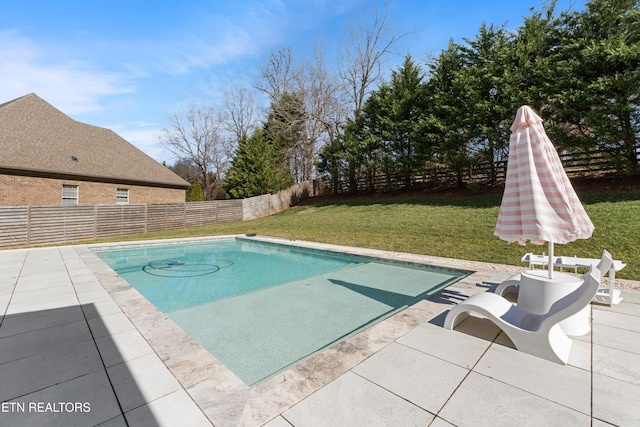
1, 0, 586, 164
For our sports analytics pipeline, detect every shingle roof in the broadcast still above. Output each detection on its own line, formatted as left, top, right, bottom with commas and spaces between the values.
0, 93, 188, 188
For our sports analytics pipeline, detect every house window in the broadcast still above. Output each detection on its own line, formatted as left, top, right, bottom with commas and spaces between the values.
116, 188, 129, 204
61, 185, 79, 206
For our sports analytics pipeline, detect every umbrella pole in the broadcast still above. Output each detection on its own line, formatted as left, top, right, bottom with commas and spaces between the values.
548, 241, 554, 279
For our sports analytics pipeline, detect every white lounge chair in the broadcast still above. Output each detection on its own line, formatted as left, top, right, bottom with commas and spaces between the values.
494, 273, 521, 297
444, 251, 612, 364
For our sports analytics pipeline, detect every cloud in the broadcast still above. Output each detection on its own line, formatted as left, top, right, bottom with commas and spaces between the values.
145, 0, 355, 77
149, 12, 276, 77
0, 30, 134, 114
0, 0, 362, 165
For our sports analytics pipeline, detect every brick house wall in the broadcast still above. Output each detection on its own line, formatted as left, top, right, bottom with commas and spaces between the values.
0, 94, 189, 206
0, 174, 185, 206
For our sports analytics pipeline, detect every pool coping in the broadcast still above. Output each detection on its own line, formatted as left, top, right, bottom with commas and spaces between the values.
75, 234, 535, 426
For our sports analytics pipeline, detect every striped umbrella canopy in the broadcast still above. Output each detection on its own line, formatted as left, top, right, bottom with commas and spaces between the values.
494, 106, 594, 278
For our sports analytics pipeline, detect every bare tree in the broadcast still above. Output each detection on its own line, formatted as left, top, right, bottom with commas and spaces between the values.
256, 46, 296, 103
169, 158, 200, 183
256, 46, 307, 181
339, 4, 405, 113
255, 43, 350, 183
296, 44, 347, 180
160, 104, 233, 200
223, 87, 258, 143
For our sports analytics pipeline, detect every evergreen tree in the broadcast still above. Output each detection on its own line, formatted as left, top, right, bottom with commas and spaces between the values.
549, 0, 640, 173
316, 135, 345, 193
457, 23, 514, 182
224, 129, 292, 198
425, 40, 471, 187
318, 0, 640, 193
317, 112, 366, 193
186, 181, 205, 202
265, 92, 308, 182
362, 55, 430, 188
351, 106, 383, 192
506, 3, 558, 111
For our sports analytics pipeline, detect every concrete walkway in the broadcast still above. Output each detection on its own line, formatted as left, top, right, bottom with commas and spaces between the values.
0, 239, 638, 426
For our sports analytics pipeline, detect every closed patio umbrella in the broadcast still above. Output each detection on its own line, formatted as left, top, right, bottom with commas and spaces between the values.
494, 105, 594, 278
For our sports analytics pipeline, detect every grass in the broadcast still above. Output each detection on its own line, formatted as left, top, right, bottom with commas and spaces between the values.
78, 189, 640, 281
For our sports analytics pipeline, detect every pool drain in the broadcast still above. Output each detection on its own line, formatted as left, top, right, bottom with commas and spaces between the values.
142, 259, 234, 277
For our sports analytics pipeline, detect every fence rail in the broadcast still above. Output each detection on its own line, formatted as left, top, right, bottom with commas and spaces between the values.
0, 181, 315, 249
330, 148, 632, 193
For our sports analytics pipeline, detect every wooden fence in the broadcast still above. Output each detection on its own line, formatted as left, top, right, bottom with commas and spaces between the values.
330, 148, 631, 193
0, 181, 315, 249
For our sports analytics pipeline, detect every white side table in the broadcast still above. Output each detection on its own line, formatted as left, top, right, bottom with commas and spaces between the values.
521, 253, 625, 306
518, 270, 590, 336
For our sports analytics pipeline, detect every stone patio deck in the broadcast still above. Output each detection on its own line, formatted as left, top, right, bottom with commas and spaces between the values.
1, 237, 638, 426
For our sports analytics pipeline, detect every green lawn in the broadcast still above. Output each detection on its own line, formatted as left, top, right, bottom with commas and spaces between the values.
84, 190, 640, 281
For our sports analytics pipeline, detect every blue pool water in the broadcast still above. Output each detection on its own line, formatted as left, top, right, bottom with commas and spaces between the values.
97, 239, 356, 312
94, 238, 467, 385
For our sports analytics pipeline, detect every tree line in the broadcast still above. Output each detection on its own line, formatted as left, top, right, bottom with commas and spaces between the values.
161, 0, 639, 200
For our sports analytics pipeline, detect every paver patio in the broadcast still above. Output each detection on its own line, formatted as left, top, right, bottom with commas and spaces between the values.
1, 237, 638, 426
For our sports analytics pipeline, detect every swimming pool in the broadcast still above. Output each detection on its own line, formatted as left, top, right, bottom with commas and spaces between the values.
94, 237, 468, 385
